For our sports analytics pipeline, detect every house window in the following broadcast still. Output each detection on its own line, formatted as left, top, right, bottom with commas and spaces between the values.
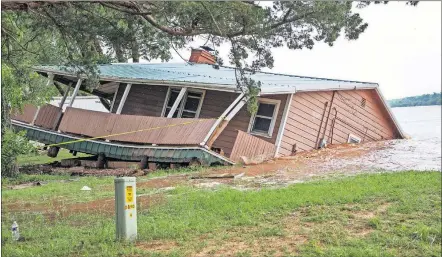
248, 98, 280, 137
347, 134, 362, 144
163, 88, 205, 118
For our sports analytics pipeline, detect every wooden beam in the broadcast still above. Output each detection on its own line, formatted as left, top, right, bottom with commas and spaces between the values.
274, 93, 293, 157
68, 79, 82, 108
167, 87, 187, 118
46, 73, 54, 86
205, 96, 248, 148
30, 106, 41, 125
116, 83, 132, 114
59, 82, 72, 108
109, 83, 120, 113
225, 97, 247, 121
200, 93, 245, 146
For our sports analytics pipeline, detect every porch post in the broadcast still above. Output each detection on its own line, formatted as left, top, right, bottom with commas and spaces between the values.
68, 79, 82, 108
30, 106, 41, 126
274, 93, 293, 157
166, 87, 187, 118
109, 83, 120, 113
200, 93, 245, 146
116, 83, 132, 114
46, 73, 54, 86
59, 82, 72, 108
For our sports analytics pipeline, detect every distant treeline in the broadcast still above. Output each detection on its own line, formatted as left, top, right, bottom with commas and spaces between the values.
389, 92, 441, 108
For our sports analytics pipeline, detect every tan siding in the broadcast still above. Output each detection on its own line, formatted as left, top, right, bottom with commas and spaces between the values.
279, 89, 400, 156
213, 94, 286, 157
230, 131, 276, 162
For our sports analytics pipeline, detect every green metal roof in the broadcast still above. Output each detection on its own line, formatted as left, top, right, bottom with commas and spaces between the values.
35, 63, 379, 95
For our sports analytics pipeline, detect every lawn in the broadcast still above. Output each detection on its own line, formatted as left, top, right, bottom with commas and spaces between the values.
1, 171, 441, 257
17, 149, 90, 166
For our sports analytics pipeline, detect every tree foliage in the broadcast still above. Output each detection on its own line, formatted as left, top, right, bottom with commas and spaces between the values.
1, 1, 418, 176
389, 93, 441, 108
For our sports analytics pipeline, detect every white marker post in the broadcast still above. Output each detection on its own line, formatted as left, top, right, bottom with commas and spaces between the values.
114, 177, 137, 241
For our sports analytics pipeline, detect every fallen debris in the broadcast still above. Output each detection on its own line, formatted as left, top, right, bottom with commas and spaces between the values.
80, 186, 92, 191
7, 182, 44, 190
233, 172, 245, 179
195, 182, 222, 188
190, 173, 236, 179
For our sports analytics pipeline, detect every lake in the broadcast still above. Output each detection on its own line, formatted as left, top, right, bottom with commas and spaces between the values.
369, 105, 441, 171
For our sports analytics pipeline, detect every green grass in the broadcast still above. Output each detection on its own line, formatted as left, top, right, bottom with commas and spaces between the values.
1, 171, 441, 257
17, 149, 90, 166
2, 176, 115, 205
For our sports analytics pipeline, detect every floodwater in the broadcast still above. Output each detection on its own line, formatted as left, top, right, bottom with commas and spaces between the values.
358, 105, 441, 171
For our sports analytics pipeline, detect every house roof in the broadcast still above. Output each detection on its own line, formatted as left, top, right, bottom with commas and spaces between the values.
34, 62, 379, 95
34, 62, 405, 139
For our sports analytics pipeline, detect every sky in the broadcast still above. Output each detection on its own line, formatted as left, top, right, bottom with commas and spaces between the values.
149, 2, 441, 100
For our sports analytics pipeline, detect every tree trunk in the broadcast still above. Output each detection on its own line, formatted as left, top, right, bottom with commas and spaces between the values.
128, 18, 140, 63
1, 87, 11, 132
114, 43, 126, 62
94, 37, 103, 54
132, 41, 140, 63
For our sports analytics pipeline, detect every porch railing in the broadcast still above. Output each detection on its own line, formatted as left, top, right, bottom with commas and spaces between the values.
58, 107, 217, 146
11, 104, 62, 130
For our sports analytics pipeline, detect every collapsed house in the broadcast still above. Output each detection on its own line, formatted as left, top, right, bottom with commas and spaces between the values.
11, 48, 405, 168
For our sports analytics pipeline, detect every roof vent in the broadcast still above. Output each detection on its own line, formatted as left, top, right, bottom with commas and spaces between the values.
189, 46, 216, 65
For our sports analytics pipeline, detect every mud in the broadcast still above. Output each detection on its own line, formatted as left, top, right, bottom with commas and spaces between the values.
2, 194, 164, 220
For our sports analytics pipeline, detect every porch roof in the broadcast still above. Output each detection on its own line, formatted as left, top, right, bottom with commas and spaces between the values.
34, 63, 378, 96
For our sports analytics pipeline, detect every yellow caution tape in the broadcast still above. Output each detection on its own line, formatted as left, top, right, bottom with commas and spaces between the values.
45, 118, 214, 148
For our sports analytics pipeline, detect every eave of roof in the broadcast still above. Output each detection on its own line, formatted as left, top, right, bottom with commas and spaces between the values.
34, 63, 379, 95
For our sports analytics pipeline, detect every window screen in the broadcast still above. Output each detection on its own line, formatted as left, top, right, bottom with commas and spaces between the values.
251, 102, 277, 136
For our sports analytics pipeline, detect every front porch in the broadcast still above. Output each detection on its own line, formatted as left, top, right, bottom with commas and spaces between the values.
11, 104, 234, 167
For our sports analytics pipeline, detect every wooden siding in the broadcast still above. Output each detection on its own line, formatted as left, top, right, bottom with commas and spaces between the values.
199, 90, 239, 119
230, 131, 276, 162
11, 104, 62, 130
33, 104, 62, 130
108, 84, 284, 157
212, 94, 286, 157
11, 104, 38, 124
111, 84, 169, 116
278, 89, 400, 156
112, 84, 237, 119
59, 107, 216, 145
